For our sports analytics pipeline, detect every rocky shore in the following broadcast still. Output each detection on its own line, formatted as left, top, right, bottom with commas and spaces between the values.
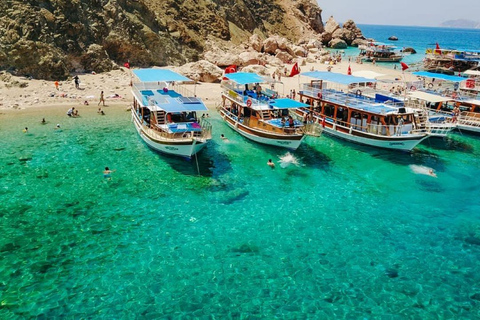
0, 0, 366, 81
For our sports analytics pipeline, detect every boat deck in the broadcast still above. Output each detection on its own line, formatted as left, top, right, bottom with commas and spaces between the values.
139, 89, 207, 112
301, 89, 400, 115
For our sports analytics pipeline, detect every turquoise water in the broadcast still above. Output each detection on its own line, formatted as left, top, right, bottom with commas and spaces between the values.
340, 25, 480, 68
2, 106, 480, 318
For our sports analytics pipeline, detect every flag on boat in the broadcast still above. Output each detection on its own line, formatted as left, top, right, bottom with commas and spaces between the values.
124, 62, 130, 69
400, 62, 409, 71
347, 65, 352, 75
435, 43, 441, 54
290, 62, 300, 77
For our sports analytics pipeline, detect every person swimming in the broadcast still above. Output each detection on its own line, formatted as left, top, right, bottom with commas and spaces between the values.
103, 167, 115, 180
409, 164, 437, 178
23, 127, 28, 133
267, 159, 275, 168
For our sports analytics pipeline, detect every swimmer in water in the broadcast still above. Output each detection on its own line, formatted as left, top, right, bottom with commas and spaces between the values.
267, 159, 275, 168
220, 134, 228, 141
23, 127, 28, 133
103, 167, 115, 180
409, 164, 437, 178
55, 124, 61, 129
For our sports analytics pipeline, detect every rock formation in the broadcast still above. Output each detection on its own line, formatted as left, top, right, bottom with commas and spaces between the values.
0, 0, 364, 80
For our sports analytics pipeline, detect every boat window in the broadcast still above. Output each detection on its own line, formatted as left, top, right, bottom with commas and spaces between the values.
325, 104, 335, 117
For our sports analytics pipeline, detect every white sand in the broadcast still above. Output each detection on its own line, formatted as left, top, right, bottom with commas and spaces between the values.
0, 58, 418, 114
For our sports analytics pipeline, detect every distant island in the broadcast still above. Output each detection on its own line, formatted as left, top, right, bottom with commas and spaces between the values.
440, 19, 480, 29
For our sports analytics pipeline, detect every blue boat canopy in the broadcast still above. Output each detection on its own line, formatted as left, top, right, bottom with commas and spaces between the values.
268, 98, 310, 109
224, 72, 265, 85
412, 71, 466, 82
133, 69, 192, 82
301, 71, 376, 85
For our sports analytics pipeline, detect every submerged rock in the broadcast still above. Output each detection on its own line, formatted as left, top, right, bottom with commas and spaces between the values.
403, 47, 417, 54
465, 236, 480, 246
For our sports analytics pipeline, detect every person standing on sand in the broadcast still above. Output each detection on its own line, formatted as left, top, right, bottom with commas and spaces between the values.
74, 75, 79, 89
98, 91, 105, 106
54, 81, 59, 90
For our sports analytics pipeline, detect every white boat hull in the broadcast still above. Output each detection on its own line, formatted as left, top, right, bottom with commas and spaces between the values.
321, 125, 428, 151
132, 111, 207, 158
220, 110, 304, 150
456, 123, 480, 134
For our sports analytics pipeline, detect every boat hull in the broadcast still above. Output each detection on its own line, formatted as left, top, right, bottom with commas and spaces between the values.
456, 123, 480, 135
220, 109, 304, 150
321, 125, 427, 151
132, 110, 207, 158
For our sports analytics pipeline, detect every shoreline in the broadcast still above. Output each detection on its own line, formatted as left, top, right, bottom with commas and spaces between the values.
0, 59, 415, 114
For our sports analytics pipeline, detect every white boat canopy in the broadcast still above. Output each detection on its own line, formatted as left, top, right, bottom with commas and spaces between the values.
464, 70, 480, 76
408, 91, 454, 103
301, 71, 377, 85
352, 70, 386, 79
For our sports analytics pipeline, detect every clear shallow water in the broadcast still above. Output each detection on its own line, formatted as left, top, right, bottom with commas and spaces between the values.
2, 106, 480, 318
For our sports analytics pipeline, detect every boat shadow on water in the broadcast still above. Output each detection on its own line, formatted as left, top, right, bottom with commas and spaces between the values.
420, 135, 474, 153
150, 141, 233, 177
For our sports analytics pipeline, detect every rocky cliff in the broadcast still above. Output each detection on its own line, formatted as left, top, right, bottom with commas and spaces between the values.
0, 0, 360, 80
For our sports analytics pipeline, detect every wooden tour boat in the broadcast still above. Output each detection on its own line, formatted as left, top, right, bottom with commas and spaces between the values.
131, 69, 212, 158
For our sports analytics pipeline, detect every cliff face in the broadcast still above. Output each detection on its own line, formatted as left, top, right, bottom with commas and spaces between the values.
0, 0, 324, 80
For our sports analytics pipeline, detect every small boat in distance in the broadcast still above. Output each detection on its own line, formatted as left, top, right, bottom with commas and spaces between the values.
424, 44, 480, 74
131, 69, 212, 158
219, 72, 316, 150
297, 71, 430, 151
359, 41, 403, 63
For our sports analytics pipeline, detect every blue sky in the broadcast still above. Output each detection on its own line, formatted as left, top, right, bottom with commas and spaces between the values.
318, 0, 479, 26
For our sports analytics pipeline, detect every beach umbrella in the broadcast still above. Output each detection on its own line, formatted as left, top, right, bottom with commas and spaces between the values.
347, 65, 352, 75
401, 62, 409, 71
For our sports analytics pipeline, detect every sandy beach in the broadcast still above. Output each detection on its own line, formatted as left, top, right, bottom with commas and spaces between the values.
0, 58, 418, 116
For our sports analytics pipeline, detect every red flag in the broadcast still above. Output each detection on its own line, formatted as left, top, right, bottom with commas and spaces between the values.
400, 62, 409, 71
225, 65, 237, 74
435, 43, 441, 54
124, 62, 130, 69
347, 65, 352, 75
289, 62, 300, 77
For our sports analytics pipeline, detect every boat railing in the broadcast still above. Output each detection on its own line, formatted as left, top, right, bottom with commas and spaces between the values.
145, 119, 212, 141
222, 89, 266, 108
458, 112, 480, 127
310, 112, 421, 137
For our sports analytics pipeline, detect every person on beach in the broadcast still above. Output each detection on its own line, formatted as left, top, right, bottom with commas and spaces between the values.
54, 81, 59, 90
55, 124, 61, 129
98, 108, 105, 115
41, 118, 46, 124
84, 100, 89, 105
98, 91, 105, 106
74, 109, 79, 117
67, 107, 74, 117
267, 159, 275, 168
103, 167, 116, 180
74, 75, 79, 89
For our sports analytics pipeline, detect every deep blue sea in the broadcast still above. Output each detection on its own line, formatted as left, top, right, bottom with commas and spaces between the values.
343, 24, 480, 68
2, 26, 480, 319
